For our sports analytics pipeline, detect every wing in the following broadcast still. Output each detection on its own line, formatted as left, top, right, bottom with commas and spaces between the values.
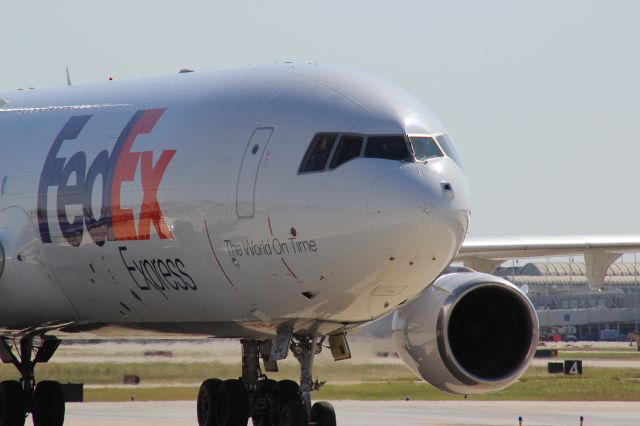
0, 99, 6, 108
456, 235, 640, 290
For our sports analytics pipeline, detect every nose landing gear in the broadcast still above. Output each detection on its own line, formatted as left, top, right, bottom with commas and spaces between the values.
290, 336, 336, 426
0, 336, 65, 426
197, 336, 337, 426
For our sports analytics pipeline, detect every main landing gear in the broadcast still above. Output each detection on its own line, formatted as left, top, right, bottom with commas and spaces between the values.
0, 336, 65, 426
197, 336, 337, 426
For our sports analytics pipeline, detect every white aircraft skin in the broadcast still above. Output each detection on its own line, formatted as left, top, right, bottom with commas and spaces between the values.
3, 65, 640, 426
0, 65, 470, 338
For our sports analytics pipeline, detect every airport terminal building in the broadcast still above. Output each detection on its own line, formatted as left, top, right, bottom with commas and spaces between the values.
495, 262, 640, 340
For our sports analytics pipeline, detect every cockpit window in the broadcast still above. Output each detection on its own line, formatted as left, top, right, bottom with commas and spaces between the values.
330, 135, 363, 169
435, 134, 463, 166
364, 136, 412, 161
299, 133, 337, 173
408, 136, 444, 161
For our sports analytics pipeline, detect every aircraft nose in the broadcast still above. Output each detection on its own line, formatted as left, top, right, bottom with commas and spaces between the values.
367, 162, 470, 266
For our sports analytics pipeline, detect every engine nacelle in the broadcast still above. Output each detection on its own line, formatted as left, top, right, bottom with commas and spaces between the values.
392, 271, 538, 395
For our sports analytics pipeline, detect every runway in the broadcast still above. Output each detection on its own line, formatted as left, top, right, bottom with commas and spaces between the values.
62, 400, 640, 425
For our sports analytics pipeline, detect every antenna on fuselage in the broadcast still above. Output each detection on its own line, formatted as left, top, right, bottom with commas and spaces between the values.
66, 67, 72, 87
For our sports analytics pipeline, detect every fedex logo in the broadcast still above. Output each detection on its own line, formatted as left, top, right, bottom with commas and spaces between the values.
37, 109, 176, 247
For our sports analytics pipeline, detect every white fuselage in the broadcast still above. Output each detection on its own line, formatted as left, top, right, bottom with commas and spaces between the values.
0, 65, 470, 338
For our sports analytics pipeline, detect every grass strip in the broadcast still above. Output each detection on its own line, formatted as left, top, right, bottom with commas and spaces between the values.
0, 360, 638, 402
556, 352, 640, 360
0, 362, 415, 385
79, 366, 640, 402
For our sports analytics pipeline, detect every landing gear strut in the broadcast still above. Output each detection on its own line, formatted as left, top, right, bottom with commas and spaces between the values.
0, 336, 64, 426
197, 336, 337, 426
290, 336, 336, 426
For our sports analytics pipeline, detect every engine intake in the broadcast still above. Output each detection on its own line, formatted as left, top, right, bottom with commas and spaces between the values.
392, 271, 538, 395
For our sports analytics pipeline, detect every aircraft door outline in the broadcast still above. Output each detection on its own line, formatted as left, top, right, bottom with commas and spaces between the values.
236, 127, 274, 218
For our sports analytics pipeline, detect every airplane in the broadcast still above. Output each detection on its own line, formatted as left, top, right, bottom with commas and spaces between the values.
0, 64, 639, 426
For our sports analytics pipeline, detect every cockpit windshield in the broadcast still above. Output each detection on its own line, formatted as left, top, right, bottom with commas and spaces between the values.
365, 136, 412, 161
408, 136, 444, 161
298, 132, 461, 175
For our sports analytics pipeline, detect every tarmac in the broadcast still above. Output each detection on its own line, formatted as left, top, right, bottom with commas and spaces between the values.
62, 400, 640, 425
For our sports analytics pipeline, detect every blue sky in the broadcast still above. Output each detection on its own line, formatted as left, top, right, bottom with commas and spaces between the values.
2, 1, 639, 236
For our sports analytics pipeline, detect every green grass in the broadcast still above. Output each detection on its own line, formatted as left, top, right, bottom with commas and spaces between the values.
61, 366, 640, 402
556, 351, 640, 360
316, 368, 640, 401
483, 366, 640, 401
0, 362, 415, 385
1, 345, 640, 402
560, 346, 638, 352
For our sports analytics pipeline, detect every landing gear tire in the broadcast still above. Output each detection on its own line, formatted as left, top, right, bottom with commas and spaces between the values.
216, 379, 249, 426
252, 379, 277, 426
311, 401, 336, 426
0, 380, 26, 426
197, 378, 223, 426
32, 380, 65, 426
198, 338, 338, 426
271, 380, 300, 425
272, 380, 299, 407
278, 400, 308, 426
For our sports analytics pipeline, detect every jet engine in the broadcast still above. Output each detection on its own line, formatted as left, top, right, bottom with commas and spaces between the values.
392, 271, 538, 395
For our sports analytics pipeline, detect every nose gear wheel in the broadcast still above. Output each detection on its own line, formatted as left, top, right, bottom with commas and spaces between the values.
196, 337, 338, 426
